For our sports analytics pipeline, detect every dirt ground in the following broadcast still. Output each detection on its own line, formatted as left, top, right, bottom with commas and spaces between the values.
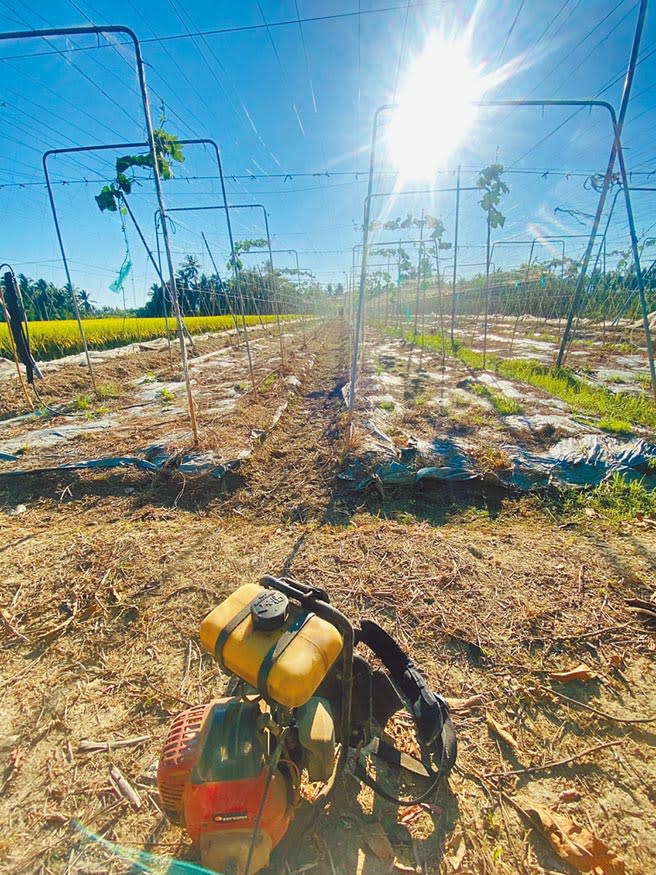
1, 321, 656, 875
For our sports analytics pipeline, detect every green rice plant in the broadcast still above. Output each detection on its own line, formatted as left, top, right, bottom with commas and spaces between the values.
0, 314, 287, 362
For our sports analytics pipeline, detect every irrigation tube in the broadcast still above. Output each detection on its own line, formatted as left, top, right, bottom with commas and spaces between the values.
0, 25, 201, 438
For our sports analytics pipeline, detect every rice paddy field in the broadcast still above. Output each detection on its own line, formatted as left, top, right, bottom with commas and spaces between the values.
0, 314, 285, 361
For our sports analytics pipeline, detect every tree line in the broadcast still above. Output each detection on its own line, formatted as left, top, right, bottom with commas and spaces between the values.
1, 253, 328, 323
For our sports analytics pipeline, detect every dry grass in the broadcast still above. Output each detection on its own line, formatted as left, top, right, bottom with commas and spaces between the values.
1, 322, 656, 875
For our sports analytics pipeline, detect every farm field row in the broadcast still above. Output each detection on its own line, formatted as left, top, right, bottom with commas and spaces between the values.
0, 314, 287, 361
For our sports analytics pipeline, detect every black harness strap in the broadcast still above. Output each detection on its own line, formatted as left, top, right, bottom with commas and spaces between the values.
354, 619, 457, 802
214, 602, 256, 670
256, 611, 313, 701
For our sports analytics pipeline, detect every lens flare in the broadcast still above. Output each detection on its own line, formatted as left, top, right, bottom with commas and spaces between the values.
386, 35, 486, 181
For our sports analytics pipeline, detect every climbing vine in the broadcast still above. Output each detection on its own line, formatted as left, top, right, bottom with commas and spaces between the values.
95, 128, 185, 212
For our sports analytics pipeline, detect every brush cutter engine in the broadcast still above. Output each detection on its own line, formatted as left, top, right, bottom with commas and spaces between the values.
157, 576, 456, 874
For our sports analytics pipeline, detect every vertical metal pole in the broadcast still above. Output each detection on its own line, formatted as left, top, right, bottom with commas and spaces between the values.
122, 196, 174, 345
434, 240, 446, 368
201, 232, 243, 341
509, 240, 536, 355
450, 166, 461, 345
292, 250, 307, 344
412, 211, 425, 341
42, 156, 97, 394
557, 0, 648, 371
123, 34, 199, 442
211, 151, 257, 393
396, 247, 402, 329
482, 212, 491, 369
347, 105, 397, 434
262, 212, 285, 370
615, 142, 656, 400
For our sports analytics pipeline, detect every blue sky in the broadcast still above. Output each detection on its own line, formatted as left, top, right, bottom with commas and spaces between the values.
0, 0, 655, 309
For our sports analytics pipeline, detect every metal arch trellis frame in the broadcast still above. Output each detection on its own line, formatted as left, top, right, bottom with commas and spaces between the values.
153, 202, 285, 376
239, 248, 307, 344
43, 137, 239, 376
594, 185, 656, 327
352, 236, 448, 331
480, 98, 654, 398
359, 183, 480, 332
348, 168, 480, 428
489, 234, 606, 353
0, 24, 200, 438
350, 93, 656, 432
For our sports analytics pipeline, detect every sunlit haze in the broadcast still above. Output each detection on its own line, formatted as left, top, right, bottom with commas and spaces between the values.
386, 35, 486, 181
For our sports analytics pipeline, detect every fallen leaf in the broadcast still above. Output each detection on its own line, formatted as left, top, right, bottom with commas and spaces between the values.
608, 653, 623, 668
525, 803, 625, 874
560, 789, 582, 803
362, 822, 394, 865
448, 838, 467, 871
445, 694, 486, 712
486, 713, 519, 750
549, 663, 597, 683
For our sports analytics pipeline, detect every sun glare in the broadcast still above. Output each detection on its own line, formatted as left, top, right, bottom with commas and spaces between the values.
387, 35, 485, 181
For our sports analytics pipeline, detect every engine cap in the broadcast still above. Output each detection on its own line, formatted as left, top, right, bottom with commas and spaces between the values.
251, 589, 289, 631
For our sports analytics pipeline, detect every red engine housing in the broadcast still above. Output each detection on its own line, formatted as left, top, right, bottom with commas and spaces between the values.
157, 697, 292, 874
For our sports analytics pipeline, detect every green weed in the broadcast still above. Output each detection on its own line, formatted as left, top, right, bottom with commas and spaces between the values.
259, 374, 277, 394
160, 387, 176, 402
498, 358, 656, 429
388, 328, 656, 429
74, 393, 91, 411
470, 382, 522, 415
609, 341, 636, 354
598, 417, 633, 435
96, 381, 122, 399
563, 473, 656, 523
378, 399, 395, 411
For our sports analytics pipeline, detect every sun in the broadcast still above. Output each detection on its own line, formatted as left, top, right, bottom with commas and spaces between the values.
386, 35, 485, 181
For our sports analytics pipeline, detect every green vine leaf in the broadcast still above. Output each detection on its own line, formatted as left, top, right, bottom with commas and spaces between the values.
94, 128, 184, 212
95, 185, 119, 212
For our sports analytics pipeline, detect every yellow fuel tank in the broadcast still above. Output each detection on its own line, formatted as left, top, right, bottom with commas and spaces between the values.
200, 583, 343, 709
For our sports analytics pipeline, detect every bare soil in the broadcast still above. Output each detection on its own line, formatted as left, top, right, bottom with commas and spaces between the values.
1, 321, 656, 875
